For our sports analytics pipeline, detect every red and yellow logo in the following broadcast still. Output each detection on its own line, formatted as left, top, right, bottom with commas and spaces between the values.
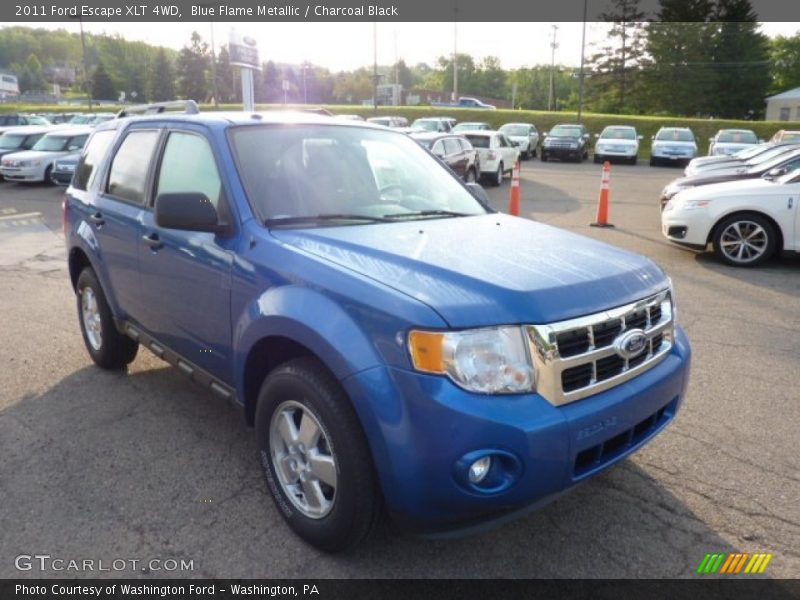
697, 552, 773, 574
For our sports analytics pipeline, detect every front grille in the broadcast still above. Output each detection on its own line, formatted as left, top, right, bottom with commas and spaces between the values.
573, 398, 675, 478
527, 290, 674, 406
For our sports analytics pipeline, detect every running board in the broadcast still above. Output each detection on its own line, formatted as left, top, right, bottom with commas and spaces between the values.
116, 319, 240, 406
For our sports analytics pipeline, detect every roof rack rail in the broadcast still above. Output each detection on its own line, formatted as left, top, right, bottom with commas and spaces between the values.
116, 100, 199, 118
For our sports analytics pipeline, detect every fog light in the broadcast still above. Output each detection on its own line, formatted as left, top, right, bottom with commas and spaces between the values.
468, 456, 492, 484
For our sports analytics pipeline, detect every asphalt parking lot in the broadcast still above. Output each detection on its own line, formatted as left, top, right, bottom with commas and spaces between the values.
1, 160, 798, 579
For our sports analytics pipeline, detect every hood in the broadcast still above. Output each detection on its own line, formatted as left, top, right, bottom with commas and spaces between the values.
652, 140, 696, 148
598, 138, 638, 146
545, 136, 581, 143
271, 214, 668, 327
1, 149, 62, 163
675, 177, 782, 202
677, 169, 755, 188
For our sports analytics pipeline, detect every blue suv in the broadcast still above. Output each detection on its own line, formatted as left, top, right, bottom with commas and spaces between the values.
64, 102, 691, 552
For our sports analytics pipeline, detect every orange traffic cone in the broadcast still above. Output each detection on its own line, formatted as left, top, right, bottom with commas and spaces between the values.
590, 161, 615, 228
509, 159, 521, 216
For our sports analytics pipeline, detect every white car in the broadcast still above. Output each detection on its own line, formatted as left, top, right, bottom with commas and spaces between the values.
462, 131, 520, 186
708, 129, 760, 156
0, 127, 91, 183
650, 127, 698, 167
594, 125, 641, 165
498, 123, 539, 160
685, 143, 800, 177
662, 169, 800, 266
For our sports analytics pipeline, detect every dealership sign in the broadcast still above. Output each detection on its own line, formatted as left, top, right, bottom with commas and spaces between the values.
228, 30, 260, 70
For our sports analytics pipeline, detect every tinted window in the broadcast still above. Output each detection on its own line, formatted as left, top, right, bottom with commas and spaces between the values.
106, 130, 160, 204
443, 138, 461, 155
67, 134, 88, 151
499, 124, 530, 136
717, 130, 757, 144
464, 134, 490, 149
550, 125, 583, 138
656, 129, 694, 142
458, 138, 473, 151
430, 140, 444, 156
156, 132, 222, 209
0, 134, 25, 150
74, 130, 116, 191
601, 127, 636, 140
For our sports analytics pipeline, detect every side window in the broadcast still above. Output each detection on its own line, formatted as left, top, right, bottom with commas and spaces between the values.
106, 130, 160, 204
155, 132, 222, 209
73, 130, 116, 191
68, 135, 88, 151
443, 138, 461, 156
431, 140, 445, 157
497, 135, 508, 148
459, 138, 472, 152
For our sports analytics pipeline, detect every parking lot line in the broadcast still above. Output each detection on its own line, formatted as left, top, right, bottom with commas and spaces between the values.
0, 211, 41, 221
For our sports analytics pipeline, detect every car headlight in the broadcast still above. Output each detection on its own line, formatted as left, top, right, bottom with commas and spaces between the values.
569, 142, 578, 149
677, 199, 711, 210
408, 326, 535, 394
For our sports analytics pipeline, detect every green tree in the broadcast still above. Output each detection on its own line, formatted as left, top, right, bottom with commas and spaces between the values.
391, 59, 416, 89
214, 45, 236, 103
92, 60, 116, 100
770, 33, 800, 95
586, 0, 647, 113
22, 53, 47, 93
147, 48, 175, 102
177, 31, 210, 102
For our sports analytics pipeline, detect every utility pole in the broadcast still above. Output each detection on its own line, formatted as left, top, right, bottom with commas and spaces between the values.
394, 30, 399, 85
548, 24, 558, 111
77, 16, 93, 111
577, 0, 588, 122
452, 10, 458, 101
209, 21, 219, 108
373, 22, 378, 113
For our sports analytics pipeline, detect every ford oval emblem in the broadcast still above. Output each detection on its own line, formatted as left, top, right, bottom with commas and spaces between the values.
614, 329, 648, 360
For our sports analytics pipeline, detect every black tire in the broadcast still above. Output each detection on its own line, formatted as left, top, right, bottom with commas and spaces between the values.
583, 150, 589, 160
649, 157, 658, 167
43, 165, 53, 186
594, 155, 601, 164
531, 146, 537, 158
492, 162, 504, 186
629, 155, 638, 166
712, 213, 777, 267
255, 357, 382, 553
76, 268, 138, 369
540, 152, 547, 162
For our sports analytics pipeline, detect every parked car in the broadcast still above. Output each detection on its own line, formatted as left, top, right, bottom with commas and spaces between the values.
430, 96, 496, 109
50, 152, 81, 185
0, 126, 52, 162
769, 130, 800, 144
650, 128, 698, 167
452, 122, 491, 133
593, 125, 641, 165
707, 129, 760, 156
335, 114, 365, 121
686, 143, 773, 176
410, 132, 480, 183
67, 113, 116, 126
65, 104, 690, 552
662, 167, 800, 266
0, 113, 51, 134
409, 117, 454, 133
498, 123, 540, 160
463, 131, 520, 185
541, 123, 591, 162
0, 127, 91, 183
366, 116, 408, 128
659, 146, 800, 209
38, 112, 79, 124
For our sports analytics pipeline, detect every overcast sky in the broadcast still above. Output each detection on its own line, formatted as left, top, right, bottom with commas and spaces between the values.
6, 21, 800, 71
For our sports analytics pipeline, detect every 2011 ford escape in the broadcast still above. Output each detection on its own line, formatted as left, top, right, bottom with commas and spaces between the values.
64, 102, 692, 552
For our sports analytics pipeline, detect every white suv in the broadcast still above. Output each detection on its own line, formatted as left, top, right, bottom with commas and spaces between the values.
650, 127, 698, 167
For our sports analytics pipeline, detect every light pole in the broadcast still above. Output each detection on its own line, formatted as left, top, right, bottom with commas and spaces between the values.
577, 0, 588, 122
548, 25, 558, 111
452, 3, 458, 102
76, 16, 93, 111
209, 20, 219, 108
373, 22, 378, 113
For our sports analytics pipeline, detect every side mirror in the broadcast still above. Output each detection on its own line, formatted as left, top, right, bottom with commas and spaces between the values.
465, 182, 490, 204
155, 193, 224, 233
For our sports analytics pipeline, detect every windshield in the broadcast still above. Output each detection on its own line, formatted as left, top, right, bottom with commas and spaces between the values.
464, 134, 490, 149
747, 149, 800, 174
717, 130, 757, 144
744, 144, 800, 167
0, 134, 25, 150
656, 129, 694, 142
31, 135, 70, 152
411, 119, 440, 132
549, 125, 583, 138
499, 124, 530, 136
780, 132, 800, 142
600, 127, 636, 140
734, 144, 771, 159
69, 115, 92, 125
230, 124, 487, 226
453, 123, 487, 132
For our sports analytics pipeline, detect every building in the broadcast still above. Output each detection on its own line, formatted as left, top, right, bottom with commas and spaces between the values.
0, 72, 20, 99
765, 87, 800, 121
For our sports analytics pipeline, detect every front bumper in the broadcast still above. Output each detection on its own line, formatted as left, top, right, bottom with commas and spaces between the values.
661, 209, 713, 246
341, 327, 691, 531
0, 165, 45, 181
543, 146, 582, 159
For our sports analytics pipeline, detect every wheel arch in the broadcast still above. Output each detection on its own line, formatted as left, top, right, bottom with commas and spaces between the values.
707, 209, 784, 254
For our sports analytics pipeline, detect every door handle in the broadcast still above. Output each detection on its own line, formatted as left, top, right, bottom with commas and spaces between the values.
88, 212, 104, 226
142, 232, 163, 250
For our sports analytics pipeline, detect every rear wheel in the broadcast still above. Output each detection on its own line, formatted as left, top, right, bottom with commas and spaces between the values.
43, 165, 53, 186
76, 268, 138, 369
255, 357, 382, 553
650, 157, 658, 167
713, 213, 776, 267
540, 152, 548, 162
629, 155, 638, 165
492, 162, 504, 186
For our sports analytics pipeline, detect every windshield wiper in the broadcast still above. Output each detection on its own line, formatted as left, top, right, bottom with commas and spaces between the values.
382, 209, 471, 220
265, 213, 392, 227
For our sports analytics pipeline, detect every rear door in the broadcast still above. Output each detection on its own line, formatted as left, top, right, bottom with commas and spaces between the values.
137, 127, 236, 382
443, 137, 466, 178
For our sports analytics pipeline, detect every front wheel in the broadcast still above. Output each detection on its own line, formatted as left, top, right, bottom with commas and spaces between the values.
76, 268, 139, 369
713, 213, 776, 267
492, 162, 504, 186
255, 357, 382, 553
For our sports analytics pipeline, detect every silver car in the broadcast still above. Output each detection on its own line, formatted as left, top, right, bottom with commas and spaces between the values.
707, 129, 760, 156
498, 123, 540, 160
650, 127, 698, 167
